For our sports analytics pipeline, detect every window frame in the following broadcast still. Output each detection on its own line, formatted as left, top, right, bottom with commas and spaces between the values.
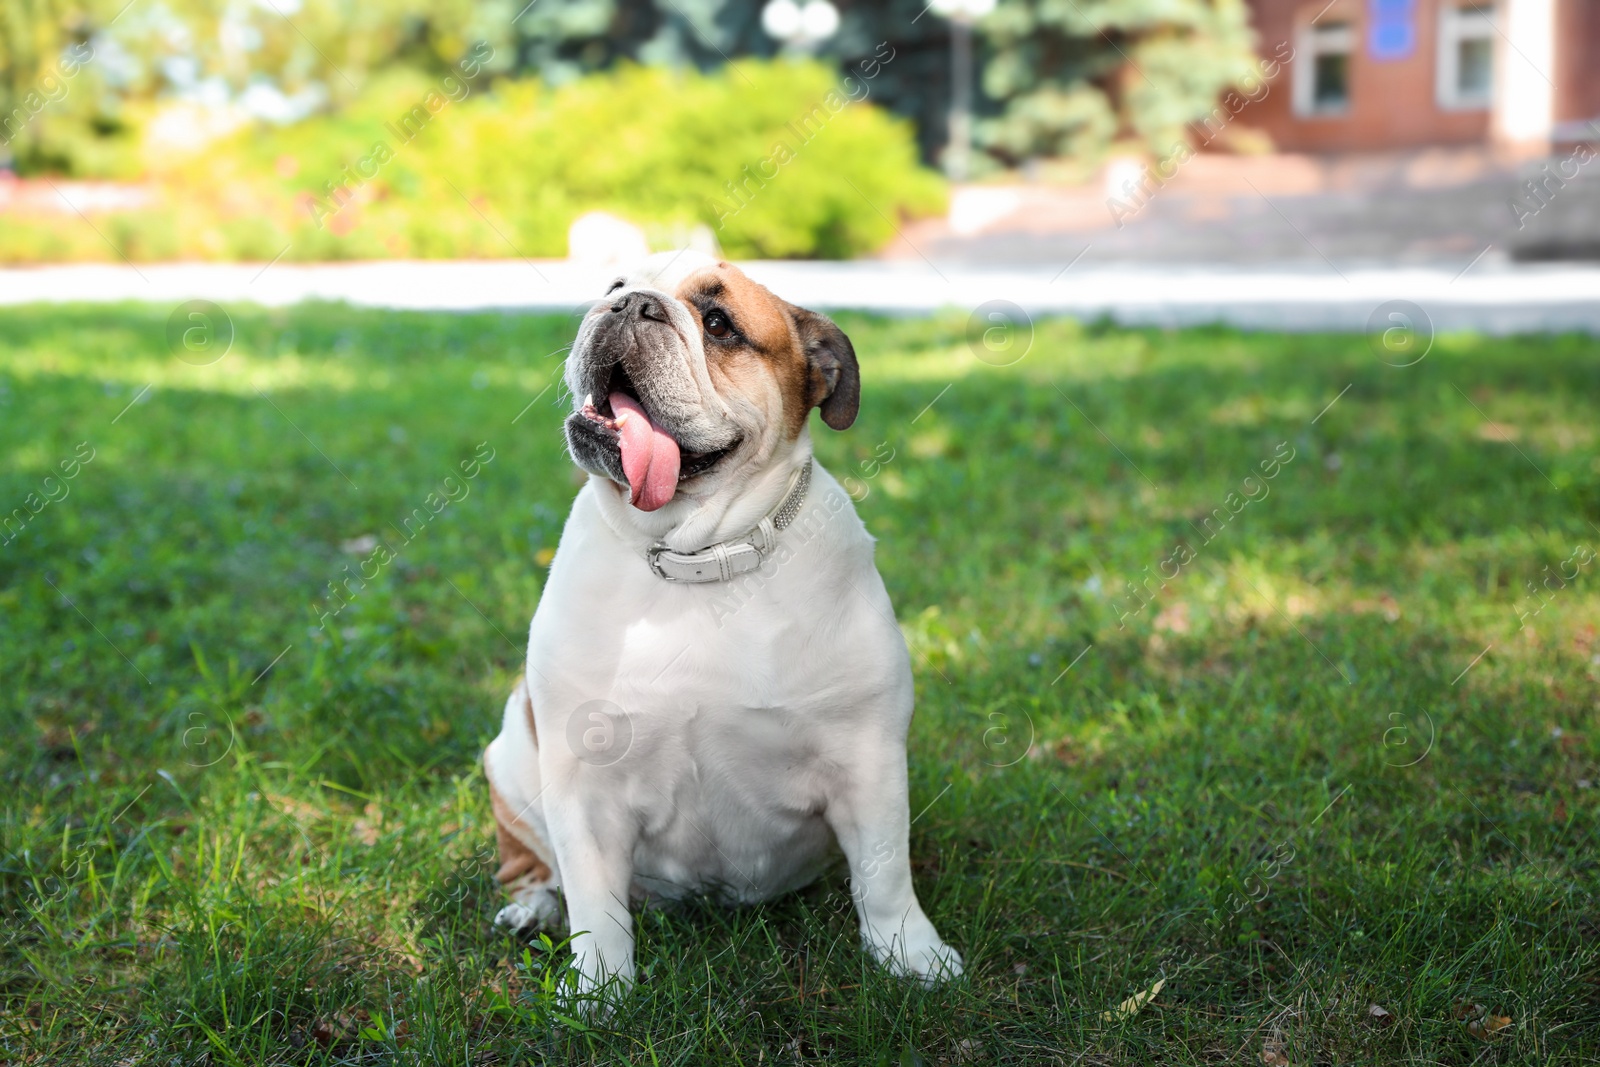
1436, 2, 1496, 110
1294, 19, 1357, 118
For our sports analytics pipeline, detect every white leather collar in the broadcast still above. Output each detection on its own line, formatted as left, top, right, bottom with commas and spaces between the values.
646, 461, 812, 583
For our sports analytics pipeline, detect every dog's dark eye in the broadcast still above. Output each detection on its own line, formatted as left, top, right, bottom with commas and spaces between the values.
606, 278, 625, 295
703, 310, 732, 338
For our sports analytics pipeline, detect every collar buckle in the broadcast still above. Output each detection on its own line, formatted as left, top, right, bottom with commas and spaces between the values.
646, 544, 677, 582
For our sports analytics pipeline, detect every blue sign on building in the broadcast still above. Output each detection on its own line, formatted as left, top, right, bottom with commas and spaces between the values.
1369, 0, 1417, 60
1369, 0, 1420, 60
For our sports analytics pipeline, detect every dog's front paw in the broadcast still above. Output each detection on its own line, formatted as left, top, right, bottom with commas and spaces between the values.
494, 887, 562, 932
896, 939, 964, 985
561, 952, 634, 1021
866, 933, 964, 985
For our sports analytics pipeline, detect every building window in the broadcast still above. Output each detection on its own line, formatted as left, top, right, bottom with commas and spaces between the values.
1438, 3, 1495, 109
1295, 21, 1355, 116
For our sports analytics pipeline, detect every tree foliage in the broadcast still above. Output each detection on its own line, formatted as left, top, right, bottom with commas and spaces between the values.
1, 0, 510, 172
2, 0, 1260, 178
978, 0, 1258, 164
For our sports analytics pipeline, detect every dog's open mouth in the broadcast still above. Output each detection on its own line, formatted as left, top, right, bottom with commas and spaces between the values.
575, 364, 737, 511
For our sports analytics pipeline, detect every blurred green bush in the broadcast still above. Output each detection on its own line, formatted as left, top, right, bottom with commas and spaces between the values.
0, 60, 944, 263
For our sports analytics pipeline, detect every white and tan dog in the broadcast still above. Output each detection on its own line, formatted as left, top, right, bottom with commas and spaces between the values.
482, 251, 961, 1000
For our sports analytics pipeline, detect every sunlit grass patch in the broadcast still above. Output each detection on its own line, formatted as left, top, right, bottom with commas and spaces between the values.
2, 305, 1597, 1063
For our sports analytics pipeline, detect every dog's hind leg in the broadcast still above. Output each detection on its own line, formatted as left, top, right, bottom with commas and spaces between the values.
483, 675, 563, 931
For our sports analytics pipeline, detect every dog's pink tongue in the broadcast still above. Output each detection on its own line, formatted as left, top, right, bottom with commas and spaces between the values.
610, 390, 680, 511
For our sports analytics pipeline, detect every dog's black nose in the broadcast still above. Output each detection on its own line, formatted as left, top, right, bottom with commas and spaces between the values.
610, 292, 669, 323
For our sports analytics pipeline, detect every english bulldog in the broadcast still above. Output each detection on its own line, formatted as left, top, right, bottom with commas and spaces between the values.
482, 252, 961, 1002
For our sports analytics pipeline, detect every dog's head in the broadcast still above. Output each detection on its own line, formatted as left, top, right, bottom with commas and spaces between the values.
564, 252, 858, 512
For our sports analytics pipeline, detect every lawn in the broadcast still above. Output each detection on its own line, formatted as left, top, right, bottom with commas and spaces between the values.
2, 304, 1597, 1065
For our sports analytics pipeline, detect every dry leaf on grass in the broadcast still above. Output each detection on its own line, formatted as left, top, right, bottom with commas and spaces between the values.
353, 801, 384, 846
1454, 1001, 1512, 1039
1366, 1003, 1394, 1027
1098, 977, 1164, 1024
264, 791, 325, 824
309, 1012, 361, 1046
1260, 1040, 1291, 1065
1153, 602, 1191, 634
1476, 422, 1521, 442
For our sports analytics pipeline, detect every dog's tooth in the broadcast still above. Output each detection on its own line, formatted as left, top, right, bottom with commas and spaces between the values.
583, 393, 593, 409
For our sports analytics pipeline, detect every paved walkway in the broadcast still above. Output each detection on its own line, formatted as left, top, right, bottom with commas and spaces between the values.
2, 258, 1598, 334
892, 148, 1600, 268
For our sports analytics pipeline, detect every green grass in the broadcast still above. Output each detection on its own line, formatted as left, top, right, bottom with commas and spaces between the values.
2, 304, 1598, 1065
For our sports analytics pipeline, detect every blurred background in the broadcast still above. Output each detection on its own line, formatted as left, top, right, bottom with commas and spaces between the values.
2, 0, 1597, 276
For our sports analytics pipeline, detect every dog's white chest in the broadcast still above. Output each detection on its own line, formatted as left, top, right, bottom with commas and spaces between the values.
525, 478, 910, 903
544, 594, 861, 901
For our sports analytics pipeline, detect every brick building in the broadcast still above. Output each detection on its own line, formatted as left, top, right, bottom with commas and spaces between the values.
1242, 0, 1600, 153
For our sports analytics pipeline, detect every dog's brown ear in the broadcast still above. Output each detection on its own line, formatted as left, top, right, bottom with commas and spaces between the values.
792, 307, 860, 430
